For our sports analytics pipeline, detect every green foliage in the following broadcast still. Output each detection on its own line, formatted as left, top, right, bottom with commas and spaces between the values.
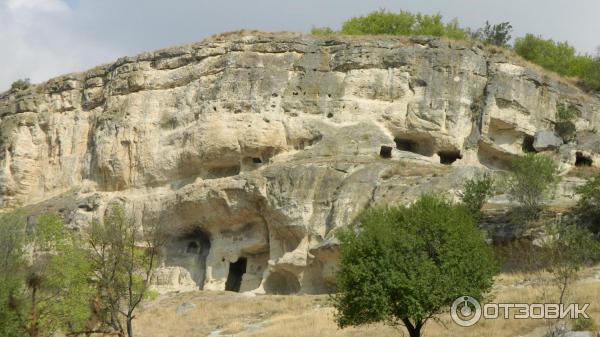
574, 174, 600, 235
507, 154, 560, 219
310, 26, 335, 36
339, 10, 467, 40
460, 172, 495, 220
10, 78, 31, 91
514, 34, 600, 91
0, 211, 27, 337
554, 102, 581, 140
333, 195, 497, 337
474, 21, 513, 47
0, 212, 93, 337
556, 103, 581, 121
572, 316, 597, 331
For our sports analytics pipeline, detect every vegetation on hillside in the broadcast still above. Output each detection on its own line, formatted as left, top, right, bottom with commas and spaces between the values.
311, 9, 600, 91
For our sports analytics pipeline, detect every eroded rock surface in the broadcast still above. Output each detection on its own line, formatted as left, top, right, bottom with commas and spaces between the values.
1, 32, 599, 294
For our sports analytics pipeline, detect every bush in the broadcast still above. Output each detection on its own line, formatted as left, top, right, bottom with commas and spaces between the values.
333, 195, 498, 337
507, 154, 560, 219
340, 9, 467, 40
10, 78, 30, 91
514, 34, 600, 91
555, 103, 580, 141
460, 172, 495, 220
575, 174, 600, 235
310, 26, 335, 36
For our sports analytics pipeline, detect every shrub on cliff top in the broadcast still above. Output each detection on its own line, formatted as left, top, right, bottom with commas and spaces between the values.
339, 10, 467, 40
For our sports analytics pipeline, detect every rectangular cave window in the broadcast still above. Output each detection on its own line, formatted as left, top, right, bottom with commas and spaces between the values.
379, 146, 392, 159
225, 257, 247, 292
438, 151, 462, 165
575, 152, 593, 167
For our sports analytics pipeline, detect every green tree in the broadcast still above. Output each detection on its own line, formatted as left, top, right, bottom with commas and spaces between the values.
507, 153, 560, 219
460, 172, 495, 220
333, 195, 498, 337
475, 21, 513, 47
574, 174, 600, 235
2, 213, 93, 337
88, 206, 166, 337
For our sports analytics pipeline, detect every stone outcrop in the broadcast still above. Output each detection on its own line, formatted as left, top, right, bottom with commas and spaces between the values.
1, 32, 599, 294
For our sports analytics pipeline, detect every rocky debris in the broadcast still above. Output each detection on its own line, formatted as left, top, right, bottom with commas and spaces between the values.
1, 32, 599, 294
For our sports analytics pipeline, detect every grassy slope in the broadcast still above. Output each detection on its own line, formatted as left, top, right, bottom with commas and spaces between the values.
134, 267, 600, 337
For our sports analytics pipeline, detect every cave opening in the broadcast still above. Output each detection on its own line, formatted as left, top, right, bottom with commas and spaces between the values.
263, 270, 301, 295
394, 138, 418, 152
575, 152, 593, 167
522, 135, 536, 153
379, 146, 392, 159
225, 257, 247, 292
438, 151, 462, 165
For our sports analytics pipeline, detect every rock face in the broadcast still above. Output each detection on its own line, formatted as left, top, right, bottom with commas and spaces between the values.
1, 32, 599, 294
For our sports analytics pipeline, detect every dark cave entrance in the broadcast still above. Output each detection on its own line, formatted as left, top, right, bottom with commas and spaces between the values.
575, 152, 593, 167
438, 151, 462, 165
522, 135, 536, 153
379, 146, 393, 159
225, 257, 247, 292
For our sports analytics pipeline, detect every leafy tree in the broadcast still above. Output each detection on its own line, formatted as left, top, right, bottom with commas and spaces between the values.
507, 153, 560, 219
475, 21, 513, 47
1, 213, 93, 337
333, 195, 498, 337
340, 10, 467, 40
460, 172, 495, 220
88, 205, 166, 337
10, 78, 31, 91
574, 174, 600, 235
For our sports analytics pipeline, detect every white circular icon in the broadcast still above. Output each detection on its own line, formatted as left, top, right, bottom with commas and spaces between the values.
451, 296, 482, 327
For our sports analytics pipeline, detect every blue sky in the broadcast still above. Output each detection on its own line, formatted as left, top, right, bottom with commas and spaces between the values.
1, 0, 599, 90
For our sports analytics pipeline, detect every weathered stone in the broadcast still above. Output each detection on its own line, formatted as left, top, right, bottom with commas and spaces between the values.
1, 32, 599, 294
533, 130, 564, 151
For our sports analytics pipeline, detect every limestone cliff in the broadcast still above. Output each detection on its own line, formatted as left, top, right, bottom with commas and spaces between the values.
1, 32, 599, 294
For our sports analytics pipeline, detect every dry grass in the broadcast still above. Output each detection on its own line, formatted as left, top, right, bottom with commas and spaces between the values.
134, 267, 600, 337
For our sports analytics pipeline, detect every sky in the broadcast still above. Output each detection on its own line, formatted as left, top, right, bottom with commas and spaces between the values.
1, 0, 599, 91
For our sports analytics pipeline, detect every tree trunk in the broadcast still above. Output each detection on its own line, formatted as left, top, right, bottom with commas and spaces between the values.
127, 315, 133, 337
402, 319, 421, 337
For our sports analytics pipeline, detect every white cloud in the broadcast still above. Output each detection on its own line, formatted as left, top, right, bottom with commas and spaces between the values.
0, 0, 118, 91
7, 0, 70, 12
